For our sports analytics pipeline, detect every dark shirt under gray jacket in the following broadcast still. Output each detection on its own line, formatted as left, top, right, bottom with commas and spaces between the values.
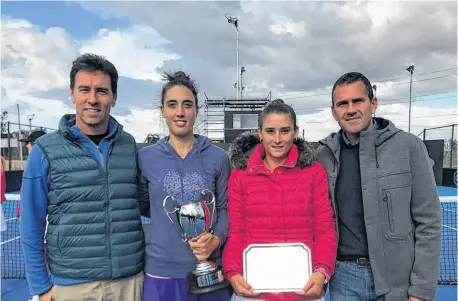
317, 117, 441, 301
335, 136, 369, 259
335, 120, 378, 259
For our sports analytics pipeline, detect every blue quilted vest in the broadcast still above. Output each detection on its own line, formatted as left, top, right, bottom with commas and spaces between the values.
35, 115, 144, 280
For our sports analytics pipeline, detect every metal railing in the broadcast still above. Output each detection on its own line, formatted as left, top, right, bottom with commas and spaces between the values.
418, 124, 457, 168
1, 121, 56, 171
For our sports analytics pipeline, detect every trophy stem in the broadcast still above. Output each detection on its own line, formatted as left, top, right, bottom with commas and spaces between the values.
188, 259, 229, 294
193, 260, 216, 276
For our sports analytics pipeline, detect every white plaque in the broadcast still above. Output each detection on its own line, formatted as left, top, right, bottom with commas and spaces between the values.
243, 243, 312, 293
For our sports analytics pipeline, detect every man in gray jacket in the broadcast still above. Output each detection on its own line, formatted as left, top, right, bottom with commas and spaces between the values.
317, 72, 441, 301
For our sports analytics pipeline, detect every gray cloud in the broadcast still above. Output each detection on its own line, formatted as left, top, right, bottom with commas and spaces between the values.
73, 1, 458, 112
1, 86, 8, 100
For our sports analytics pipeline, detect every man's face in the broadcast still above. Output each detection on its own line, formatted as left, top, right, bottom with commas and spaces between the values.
71, 70, 116, 132
26, 142, 32, 153
332, 81, 377, 135
161, 85, 197, 138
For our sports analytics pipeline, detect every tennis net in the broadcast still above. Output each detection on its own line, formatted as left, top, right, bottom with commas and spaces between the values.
1, 196, 456, 284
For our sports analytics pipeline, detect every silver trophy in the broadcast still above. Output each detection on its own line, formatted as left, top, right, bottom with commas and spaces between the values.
163, 189, 229, 294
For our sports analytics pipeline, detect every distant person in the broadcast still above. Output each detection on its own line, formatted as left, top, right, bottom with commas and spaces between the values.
223, 99, 337, 301
317, 72, 441, 301
16, 130, 47, 219
21, 130, 47, 154
20, 53, 145, 301
137, 71, 231, 301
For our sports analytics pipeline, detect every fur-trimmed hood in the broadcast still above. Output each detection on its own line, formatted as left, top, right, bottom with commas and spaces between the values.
228, 131, 316, 170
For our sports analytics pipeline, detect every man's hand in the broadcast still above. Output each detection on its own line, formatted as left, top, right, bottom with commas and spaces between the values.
409, 297, 423, 301
295, 272, 326, 297
229, 274, 260, 297
188, 233, 219, 261
39, 286, 55, 301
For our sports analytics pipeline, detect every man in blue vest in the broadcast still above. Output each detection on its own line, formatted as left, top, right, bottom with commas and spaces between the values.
20, 53, 145, 301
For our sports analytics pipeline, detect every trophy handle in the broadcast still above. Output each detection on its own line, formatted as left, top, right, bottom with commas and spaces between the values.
163, 195, 189, 242
201, 189, 217, 233
163, 196, 178, 223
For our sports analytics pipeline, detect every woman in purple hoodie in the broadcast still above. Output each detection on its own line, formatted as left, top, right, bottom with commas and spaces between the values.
138, 71, 231, 301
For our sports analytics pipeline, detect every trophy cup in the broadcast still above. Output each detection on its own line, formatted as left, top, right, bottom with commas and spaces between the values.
163, 189, 229, 294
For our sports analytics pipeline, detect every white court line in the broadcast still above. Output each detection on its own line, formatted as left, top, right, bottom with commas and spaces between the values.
442, 225, 458, 231
5, 217, 17, 222
0, 236, 20, 245
4, 194, 20, 201
443, 209, 456, 213
440, 196, 458, 202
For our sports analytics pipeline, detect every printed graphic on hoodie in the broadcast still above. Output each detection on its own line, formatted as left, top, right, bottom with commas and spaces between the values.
162, 170, 207, 206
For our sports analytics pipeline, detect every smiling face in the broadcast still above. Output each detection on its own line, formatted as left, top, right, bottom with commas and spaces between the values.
71, 70, 116, 135
332, 81, 378, 135
257, 112, 298, 162
161, 85, 197, 139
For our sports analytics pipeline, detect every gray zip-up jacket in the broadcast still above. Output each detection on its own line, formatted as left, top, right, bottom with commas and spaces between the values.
317, 117, 441, 301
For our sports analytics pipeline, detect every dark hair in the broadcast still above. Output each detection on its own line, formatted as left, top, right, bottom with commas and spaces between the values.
258, 99, 298, 130
70, 53, 119, 97
70, 53, 118, 98
161, 71, 199, 110
331, 72, 374, 106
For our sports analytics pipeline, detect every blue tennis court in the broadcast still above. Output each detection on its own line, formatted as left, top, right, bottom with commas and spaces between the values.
437, 186, 457, 285
2, 188, 457, 301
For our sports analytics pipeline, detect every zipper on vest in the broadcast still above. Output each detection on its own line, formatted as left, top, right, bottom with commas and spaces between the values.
105, 141, 113, 278
98, 146, 104, 169
75, 139, 112, 277
88, 140, 105, 169
105, 154, 112, 278
85, 139, 112, 277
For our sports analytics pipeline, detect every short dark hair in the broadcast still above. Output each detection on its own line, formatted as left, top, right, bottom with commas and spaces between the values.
70, 53, 118, 98
258, 99, 298, 130
331, 72, 374, 106
161, 71, 199, 110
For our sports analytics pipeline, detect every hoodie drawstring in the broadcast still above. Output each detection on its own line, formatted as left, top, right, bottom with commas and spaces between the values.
197, 148, 210, 187
375, 147, 379, 168
375, 133, 383, 169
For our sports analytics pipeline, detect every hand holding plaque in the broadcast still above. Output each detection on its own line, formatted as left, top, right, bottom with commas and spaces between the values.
294, 271, 326, 297
163, 189, 229, 294
229, 274, 260, 297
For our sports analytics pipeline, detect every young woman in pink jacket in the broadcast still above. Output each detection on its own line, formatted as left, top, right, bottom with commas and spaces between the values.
223, 99, 337, 301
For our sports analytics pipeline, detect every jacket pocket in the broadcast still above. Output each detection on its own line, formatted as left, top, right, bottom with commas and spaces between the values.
379, 172, 413, 240
383, 191, 394, 234
380, 187, 413, 240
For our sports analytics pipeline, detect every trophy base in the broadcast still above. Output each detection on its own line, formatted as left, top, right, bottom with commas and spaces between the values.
187, 261, 229, 294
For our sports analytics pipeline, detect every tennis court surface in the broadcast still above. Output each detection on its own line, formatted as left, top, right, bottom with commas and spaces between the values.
2, 188, 457, 300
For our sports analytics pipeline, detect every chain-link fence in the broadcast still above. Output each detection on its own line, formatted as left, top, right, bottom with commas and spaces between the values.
420, 124, 457, 168
0, 121, 57, 171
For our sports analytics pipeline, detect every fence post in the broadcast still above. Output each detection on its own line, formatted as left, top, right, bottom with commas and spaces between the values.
423, 129, 426, 141
7, 121, 11, 170
451, 124, 455, 168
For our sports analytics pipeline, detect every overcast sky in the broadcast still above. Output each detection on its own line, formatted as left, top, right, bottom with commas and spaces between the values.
1, 1, 457, 142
